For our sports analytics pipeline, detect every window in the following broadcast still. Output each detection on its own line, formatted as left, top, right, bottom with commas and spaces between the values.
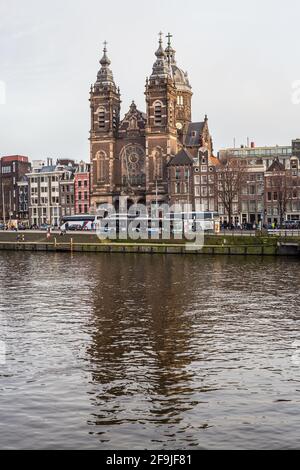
1, 166, 11, 174
78, 181, 82, 187
194, 175, 200, 185
175, 169, 180, 180
242, 202, 248, 212
154, 101, 162, 125
113, 109, 117, 129
98, 108, 105, 128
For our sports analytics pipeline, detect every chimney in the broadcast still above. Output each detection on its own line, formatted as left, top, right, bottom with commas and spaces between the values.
251, 142, 255, 149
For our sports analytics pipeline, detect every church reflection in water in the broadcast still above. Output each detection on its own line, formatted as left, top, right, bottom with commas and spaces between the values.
84, 255, 203, 438
84, 254, 227, 446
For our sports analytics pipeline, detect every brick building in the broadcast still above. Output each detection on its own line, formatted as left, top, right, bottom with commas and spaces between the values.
0, 155, 31, 223
89, 34, 213, 212
74, 161, 91, 214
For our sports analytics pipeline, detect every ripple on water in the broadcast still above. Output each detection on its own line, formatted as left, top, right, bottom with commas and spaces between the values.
0, 252, 299, 449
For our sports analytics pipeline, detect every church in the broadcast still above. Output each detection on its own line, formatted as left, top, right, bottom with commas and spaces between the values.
89, 33, 214, 212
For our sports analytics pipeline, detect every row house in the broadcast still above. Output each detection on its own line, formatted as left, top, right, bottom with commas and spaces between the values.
0, 155, 31, 223
27, 159, 77, 227
17, 176, 30, 223
265, 157, 300, 225
240, 164, 265, 225
167, 149, 193, 209
74, 161, 91, 214
193, 149, 218, 212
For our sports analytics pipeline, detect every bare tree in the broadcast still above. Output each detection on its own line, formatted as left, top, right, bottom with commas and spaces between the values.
268, 171, 293, 227
217, 158, 246, 225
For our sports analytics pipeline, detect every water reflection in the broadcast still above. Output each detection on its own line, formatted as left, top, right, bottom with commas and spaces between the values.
0, 252, 299, 449
85, 255, 300, 448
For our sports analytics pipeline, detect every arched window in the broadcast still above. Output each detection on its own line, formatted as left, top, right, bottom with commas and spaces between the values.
154, 101, 162, 126
95, 151, 108, 182
113, 109, 117, 129
98, 107, 105, 129
177, 95, 184, 106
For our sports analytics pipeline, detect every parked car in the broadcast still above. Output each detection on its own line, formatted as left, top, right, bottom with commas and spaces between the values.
40, 224, 51, 231
0, 223, 5, 230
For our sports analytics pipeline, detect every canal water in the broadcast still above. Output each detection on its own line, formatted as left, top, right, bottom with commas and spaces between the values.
0, 252, 299, 449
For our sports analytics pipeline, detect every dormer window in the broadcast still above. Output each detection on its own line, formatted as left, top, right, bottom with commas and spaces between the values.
291, 159, 298, 170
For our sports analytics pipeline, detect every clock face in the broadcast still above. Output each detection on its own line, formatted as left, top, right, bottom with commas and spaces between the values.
176, 122, 183, 130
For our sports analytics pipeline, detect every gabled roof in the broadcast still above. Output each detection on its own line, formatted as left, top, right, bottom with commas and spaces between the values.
184, 122, 205, 146
267, 159, 285, 172
168, 148, 193, 166
119, 101, 146, 132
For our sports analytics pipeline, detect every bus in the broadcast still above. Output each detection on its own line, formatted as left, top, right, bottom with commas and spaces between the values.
95, 211, 220, 238
165, 211, 220, 234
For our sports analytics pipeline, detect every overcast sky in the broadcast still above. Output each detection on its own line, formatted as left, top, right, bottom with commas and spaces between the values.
0, 0, 299, 160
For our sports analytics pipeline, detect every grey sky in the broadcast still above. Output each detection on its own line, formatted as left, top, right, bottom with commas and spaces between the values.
0, 0, 299, 160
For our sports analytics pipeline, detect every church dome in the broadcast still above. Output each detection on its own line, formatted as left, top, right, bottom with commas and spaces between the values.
164, 34, 192, 92
171, 64, 191, 92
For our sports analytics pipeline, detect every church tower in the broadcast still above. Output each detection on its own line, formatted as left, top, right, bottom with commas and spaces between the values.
90, 42, 121, 210
165, 34, 193, 138
145, 33, 178, 206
